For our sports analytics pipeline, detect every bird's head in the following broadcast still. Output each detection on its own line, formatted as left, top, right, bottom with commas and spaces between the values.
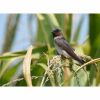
51, 28, 62, 37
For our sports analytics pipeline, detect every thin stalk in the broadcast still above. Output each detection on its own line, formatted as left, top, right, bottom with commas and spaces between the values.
74, 58, 100, 75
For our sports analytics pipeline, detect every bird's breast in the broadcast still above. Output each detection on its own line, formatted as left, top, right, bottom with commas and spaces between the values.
54, 42, 70, 58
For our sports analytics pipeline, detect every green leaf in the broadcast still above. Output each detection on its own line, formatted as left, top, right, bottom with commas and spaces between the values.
47, 14, 60, 28
89, 14, 100, 85
2, 14, 20, 53
56, 14, 72, 42
89, 14, 100, 58
0, 61, 22, 86
0, 46, 48, 60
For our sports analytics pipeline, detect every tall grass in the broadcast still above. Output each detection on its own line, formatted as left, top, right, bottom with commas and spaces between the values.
0, 14, 100, 86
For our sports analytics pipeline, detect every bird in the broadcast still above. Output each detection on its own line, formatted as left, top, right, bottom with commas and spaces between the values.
51, 28, 85, 65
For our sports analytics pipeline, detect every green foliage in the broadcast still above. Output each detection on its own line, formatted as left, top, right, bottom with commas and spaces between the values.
89, 14, 100, 86
89, 14, 100, 58
2, 14, 20, 53
0, 14, 100, 86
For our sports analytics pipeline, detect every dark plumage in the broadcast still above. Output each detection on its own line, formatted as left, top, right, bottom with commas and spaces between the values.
52, 28, 85, 64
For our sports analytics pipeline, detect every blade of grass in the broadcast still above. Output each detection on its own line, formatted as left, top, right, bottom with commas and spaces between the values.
0, 61, 22, 86
23, 45, 33, 86
37, 14, 51, 51
74, 58, 100, 75
0, 58, 19, 79
89, 14, 100, 57
47, 14, 60, 28
2, 14, 20, 53
64, 14, 72, 42
0, 46, 48, 60
89, 14, 100, 85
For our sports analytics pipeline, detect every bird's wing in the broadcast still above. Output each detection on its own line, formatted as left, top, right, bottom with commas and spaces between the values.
55, 37, 75, 54
54, 37, 85, 64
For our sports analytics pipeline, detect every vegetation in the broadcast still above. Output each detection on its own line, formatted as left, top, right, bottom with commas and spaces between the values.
0, 14, 100, 86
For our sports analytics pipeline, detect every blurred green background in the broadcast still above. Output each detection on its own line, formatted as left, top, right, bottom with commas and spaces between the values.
0, 14, 100, 86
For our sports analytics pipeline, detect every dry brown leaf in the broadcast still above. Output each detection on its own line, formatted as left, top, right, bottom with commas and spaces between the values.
23, 45, 33, 86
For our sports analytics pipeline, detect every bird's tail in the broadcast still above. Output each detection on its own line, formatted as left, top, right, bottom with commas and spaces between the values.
77, 57, 85, 65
